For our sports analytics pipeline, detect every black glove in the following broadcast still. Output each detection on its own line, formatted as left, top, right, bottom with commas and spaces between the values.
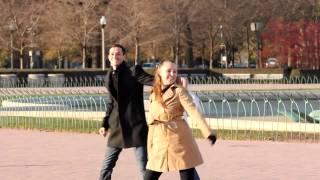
208, 134, 217, 145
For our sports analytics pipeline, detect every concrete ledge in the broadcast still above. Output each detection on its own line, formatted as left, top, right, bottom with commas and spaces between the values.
187, 117, 320, 133
253, 74, 283, 79
0, 74, 17, 87
0, 110, 104, 121
48, 74, 65, 87
223, 73, 251, 79
28, 74, 45, 87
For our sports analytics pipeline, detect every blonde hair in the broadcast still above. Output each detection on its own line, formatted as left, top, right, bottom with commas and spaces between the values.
152, 60, 180, 108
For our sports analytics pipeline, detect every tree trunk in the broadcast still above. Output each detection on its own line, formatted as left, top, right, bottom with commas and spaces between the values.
247, 25, 250, 67
175, 36, 180, 66
171, 45, 175, 61
151, 40, 156, 63
201, 38, 206, 69
19, 48, 23, 70
288, 48, 292, 67
317, 28, 320, 69
82, 21, 87, 69
256, 31, 261, 68
314, 25, 319, 69
209, 30, 215, 69
82, 45, 86, 69
174, 3, 180, 66
135, 36, 140, 65
184, 24, 193, 67
58, 49, 63, 69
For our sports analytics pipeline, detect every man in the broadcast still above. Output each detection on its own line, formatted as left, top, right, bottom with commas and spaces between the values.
99, 44, 153, 180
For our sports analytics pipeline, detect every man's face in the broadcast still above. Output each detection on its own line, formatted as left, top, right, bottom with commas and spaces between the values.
108, 47, 125, 68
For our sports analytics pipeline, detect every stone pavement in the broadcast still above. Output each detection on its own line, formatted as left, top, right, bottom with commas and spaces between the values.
1, 129, 320, 180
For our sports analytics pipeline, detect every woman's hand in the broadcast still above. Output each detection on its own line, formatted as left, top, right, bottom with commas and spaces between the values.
208, 134, 217, 145
180, 77, 188, 88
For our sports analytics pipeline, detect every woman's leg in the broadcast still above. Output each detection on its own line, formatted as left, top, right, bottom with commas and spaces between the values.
194, 168, 200, 180
144, 169, 162, 180
179, 168, 196, 180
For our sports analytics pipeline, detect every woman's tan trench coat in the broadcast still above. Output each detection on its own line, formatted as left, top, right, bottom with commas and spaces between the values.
146, 84, 213, 172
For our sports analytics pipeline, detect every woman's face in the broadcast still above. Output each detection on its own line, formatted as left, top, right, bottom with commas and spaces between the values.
158, 61, 177, 85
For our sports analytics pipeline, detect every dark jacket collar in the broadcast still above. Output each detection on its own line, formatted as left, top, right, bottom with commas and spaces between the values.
106, 61, 127, 93
112, 61, 127, 73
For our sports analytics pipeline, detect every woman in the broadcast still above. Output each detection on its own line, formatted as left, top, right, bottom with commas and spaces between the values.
144, 60, 216, 180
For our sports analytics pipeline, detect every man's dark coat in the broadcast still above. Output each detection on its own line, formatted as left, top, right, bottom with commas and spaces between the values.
102, 62, 153, 148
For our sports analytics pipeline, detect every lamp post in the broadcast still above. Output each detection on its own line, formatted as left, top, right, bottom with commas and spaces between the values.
8, 21, 16, 69
100, 16, 107, 70
250, 22, 262, 68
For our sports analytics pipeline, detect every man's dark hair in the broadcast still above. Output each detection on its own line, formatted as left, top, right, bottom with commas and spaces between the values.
111, 44, 126, 55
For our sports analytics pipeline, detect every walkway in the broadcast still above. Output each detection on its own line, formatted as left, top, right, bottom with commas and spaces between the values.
1, 129, 320, 180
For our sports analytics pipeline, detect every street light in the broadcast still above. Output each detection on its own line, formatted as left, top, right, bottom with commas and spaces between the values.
250, 22, 262, 68
100, 16, 107, 70
8, 21, 16, 69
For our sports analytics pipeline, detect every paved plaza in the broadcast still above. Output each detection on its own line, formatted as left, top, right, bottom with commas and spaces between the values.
1, 129, 320, 180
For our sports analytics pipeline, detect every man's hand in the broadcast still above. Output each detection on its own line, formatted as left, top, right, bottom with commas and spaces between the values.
99, 127, 107, 137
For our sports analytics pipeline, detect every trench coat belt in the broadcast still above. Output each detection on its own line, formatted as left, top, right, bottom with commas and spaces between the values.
151, 117, 184, 129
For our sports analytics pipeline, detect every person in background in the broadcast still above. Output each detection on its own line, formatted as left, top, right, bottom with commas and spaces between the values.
144, 60, 216, 180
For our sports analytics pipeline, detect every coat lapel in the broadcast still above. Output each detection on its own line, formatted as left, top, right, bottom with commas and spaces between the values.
106, 71, 112, 90
162, 84, 178, 103
105, 71, 118, 100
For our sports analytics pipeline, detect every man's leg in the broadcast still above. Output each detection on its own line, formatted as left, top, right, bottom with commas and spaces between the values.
134, 146, 148, 179
99, 146, 122, 180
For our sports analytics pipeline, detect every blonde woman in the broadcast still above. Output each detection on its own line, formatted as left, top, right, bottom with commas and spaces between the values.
144, 60, 216, 180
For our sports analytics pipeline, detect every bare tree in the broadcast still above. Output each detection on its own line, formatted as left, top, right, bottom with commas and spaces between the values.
59, 0, 106, 69
0, 0, 319, 70
158, 0, 205, 67
106, 0, 158, 65
41, 1, 74, 68
200, 0, 283, 68
0, 0, 47, 69
197, 0, 228, 68
170, 0, 188, 65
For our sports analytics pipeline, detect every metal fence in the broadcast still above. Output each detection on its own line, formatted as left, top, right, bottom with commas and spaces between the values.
0, 87, 107, 133
188, 75, 320, 85
1, 75, 320, 88
0, 75, 106, 88
1, 87, 319, 142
